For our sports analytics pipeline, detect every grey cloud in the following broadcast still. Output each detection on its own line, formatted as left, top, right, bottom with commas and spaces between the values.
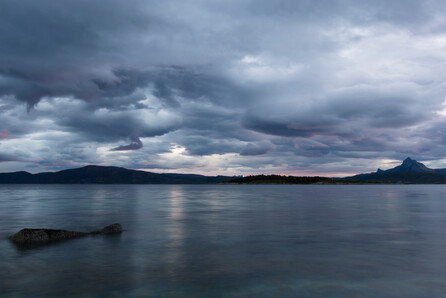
2, 0, 446, 174
240, 141, 275, 156
244, 117, 336, 138
48, 98, 182, 145
0, 1, 146, 106
0, 153, 19, 162
0, 0, 256, 108
111, 136, 143, 151
243, 87, 431, 140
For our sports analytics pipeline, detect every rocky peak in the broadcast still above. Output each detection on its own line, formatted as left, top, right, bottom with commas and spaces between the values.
402, 157, 415, 165
386, 157, 433, 173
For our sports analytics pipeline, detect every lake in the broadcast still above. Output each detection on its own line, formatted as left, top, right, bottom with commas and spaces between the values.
1, 184, 446, 297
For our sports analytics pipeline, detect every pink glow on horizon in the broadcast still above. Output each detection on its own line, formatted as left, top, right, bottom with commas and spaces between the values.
138, 167, 358, 178
0, 129, 11, 140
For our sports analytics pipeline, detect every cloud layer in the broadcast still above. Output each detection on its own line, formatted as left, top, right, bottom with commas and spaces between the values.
1, 0, 446, 175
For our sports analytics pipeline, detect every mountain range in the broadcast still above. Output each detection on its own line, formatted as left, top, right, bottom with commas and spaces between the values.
0, 165, 235, 184
1, 157, 445, 184
344, 157, 446, 184
225, 157, 446, 184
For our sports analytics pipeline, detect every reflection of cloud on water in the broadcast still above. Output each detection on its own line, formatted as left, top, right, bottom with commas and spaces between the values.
382, 189, 404, 226
169, 187, 184, 222
166, 186, 185, 275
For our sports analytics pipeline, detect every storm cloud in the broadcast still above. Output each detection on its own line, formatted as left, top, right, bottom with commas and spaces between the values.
111, 136, 143, 151
1, 0, 446, 175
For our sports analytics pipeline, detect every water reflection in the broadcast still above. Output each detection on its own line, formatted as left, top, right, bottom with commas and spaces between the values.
2, 185, 446, 297
165, 186, 185, 277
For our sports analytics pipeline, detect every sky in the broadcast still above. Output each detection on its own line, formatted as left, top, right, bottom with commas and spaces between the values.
1, 0, 446, 176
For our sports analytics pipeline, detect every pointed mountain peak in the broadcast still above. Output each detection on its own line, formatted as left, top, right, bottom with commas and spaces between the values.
385, 157, 433, 173
402, 157, 415, 164
401, 157, 421, 168
347, 157, 446, 182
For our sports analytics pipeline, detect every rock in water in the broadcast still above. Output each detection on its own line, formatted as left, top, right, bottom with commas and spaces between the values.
8, 223, 122, 245
8, 229, 87, 244
90, 223, 123, 235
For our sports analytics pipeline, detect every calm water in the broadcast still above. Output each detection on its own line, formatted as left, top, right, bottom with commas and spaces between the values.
1, 185, 446, 297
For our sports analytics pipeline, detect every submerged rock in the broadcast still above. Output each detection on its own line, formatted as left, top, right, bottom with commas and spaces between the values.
8, 223, 122, 245
91, 223, 123, 235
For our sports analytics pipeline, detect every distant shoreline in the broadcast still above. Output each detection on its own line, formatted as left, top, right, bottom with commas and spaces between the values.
2, 158, 446, 184
1, 165, 374, 184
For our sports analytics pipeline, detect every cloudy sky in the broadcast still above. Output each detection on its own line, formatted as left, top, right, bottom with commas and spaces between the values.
1, 0, 446, 176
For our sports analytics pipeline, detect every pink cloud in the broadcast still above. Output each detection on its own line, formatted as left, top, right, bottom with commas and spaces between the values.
0, 129, 11, 140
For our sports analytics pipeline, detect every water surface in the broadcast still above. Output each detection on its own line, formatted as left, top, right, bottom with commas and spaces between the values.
1, 184, 446, 297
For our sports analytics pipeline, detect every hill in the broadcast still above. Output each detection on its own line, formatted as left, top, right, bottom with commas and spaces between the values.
225, 175, 373, 184
0, 165, 234, 184
344, 157, 446, 184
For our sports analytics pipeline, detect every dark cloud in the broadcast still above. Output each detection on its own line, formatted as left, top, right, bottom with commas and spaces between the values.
0, 0, 150, 107
111, 136, 143, 151
240, 141, 275, 156
243, 87, 431, 140
0, 153, 19, 162
1, 0, 446, 174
